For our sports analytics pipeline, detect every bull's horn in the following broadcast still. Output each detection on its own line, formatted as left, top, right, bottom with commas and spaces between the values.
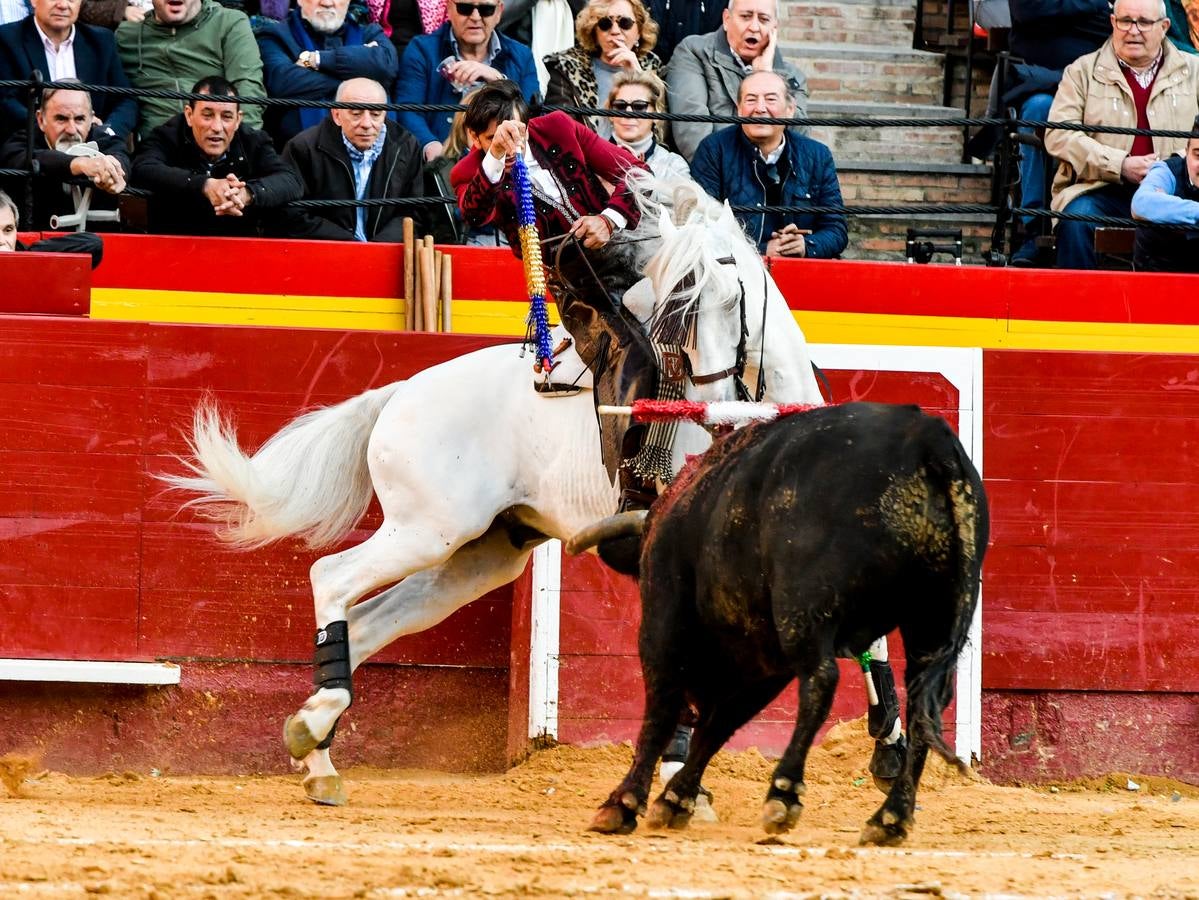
565, 510, 648, 555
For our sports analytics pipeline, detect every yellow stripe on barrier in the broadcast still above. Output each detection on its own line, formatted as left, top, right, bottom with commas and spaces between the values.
90, 289, 1199, 354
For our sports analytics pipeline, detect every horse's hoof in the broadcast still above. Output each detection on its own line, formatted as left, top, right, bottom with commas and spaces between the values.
869, 736, 907, 795
303, 774, 347, 806
589, 804, 636, 835
761, 798, 802, 835
283, 714, 320, 761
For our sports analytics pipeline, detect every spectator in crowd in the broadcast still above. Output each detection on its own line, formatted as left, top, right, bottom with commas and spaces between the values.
1004, 0, 1110, 265
384, 0, 447, 57
605, 69, 688, 180
1045, 0, 1199, 269
646, 0, 722, 65
80, 0, 151, 28
132, 75, 302, 235
257, 0, 399, 145
499, 0, 582, 92
0, 84, 128, 228
544, 0, 660, 138
396, 0, 538, 162
117, 0, 266, 138
279, 77, 425, 240
1130, 113, 1199, 269
665, 0, 807, 161
1165, 0, 1199, 53
0, 0, 30, 26
691, 70, 846, 259
0, 0, 138, 136
0, 187, 104, 263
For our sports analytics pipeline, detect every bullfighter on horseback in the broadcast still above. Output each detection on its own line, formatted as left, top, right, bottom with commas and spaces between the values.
451, 79, 663, 512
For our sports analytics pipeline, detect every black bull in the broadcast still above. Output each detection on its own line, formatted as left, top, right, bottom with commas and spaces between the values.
570, 402, 989, 845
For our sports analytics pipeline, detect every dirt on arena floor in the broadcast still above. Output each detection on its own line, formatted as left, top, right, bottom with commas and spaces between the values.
2, 720, 1197, 899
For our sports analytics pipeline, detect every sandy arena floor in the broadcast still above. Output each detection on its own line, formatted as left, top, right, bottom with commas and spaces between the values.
2, 721, 1197, 899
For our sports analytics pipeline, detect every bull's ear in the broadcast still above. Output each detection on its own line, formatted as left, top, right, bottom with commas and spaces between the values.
658, 207, 677, 240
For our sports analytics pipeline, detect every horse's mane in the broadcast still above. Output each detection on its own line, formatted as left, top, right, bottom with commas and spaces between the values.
626, 169, 758, 346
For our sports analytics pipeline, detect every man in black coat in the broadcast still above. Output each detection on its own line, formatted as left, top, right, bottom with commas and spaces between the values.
131, 75, 302, 237
0, 0, 138, 136
278, 76, 424, 241
0, 85, 129, 229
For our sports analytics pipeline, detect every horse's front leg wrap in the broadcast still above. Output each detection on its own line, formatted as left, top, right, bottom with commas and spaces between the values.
313, 620, 352, 750
867, 659, 900, 741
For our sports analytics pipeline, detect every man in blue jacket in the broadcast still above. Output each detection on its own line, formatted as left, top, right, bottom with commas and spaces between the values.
691, 70, 847, 259
256, 0, 398, 146
395, 0, 538, 162
0, 0, 138, 136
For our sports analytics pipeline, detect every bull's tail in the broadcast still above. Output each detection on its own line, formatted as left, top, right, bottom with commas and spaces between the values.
903, 416, 990, 771
158, 383, 403, 549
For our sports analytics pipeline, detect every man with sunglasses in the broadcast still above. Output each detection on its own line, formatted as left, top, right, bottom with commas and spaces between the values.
1045, 0, 1199, 268
396, 0, 538, 162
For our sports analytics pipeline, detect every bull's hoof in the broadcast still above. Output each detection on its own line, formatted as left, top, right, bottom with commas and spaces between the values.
869, 735, 907, 794
646, 791, 694, 830
302, 774, 347, 806
692, 787, 718, 823
282, 714, 320, 761
589, 796, 640, 835
859, 811, 912, 846
760, 798, 803, 835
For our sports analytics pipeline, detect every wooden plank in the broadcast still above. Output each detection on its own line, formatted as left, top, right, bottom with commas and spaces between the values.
0, 659, 180, 684
0, 451, 141, 520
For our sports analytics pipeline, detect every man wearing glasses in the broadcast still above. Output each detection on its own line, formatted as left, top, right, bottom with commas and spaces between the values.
396, 0, 538, 162
1045, 0, 1199, 268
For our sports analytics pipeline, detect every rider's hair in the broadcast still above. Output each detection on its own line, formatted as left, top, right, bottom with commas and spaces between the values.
463, 80, 530, 136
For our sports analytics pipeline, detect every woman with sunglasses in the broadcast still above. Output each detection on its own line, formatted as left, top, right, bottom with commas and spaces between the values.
543, 0, 662, 138
606, 70, 689, 182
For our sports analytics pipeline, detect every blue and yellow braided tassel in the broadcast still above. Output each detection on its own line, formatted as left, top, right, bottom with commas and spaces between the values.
511, 154, 554, 371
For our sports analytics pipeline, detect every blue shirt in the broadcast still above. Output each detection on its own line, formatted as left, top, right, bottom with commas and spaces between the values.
1131, 157, 1199, 226
341, 126, 387, 241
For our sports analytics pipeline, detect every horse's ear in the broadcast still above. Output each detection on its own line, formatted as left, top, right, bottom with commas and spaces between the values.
658, 207, 677, 240
719, 200, 739, 232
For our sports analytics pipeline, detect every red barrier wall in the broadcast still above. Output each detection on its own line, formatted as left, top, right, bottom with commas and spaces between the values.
0, 317, 515, 774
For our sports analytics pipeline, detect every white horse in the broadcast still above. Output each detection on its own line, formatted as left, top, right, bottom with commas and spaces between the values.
165, 181, 824, 805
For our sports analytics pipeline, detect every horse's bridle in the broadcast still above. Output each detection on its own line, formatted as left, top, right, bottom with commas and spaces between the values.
545, 237, 769, 403
682, 255, 769, 403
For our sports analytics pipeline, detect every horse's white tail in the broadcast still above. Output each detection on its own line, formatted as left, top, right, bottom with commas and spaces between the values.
161, 383, 403, 549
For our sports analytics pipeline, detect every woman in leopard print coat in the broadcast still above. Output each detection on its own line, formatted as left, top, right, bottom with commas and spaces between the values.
544, 0, 662, 139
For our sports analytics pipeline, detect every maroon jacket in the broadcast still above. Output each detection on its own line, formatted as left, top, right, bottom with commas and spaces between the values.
451, 110, 647, 256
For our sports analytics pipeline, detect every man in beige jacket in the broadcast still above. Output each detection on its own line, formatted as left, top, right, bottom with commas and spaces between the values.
1045, 0, 1199, 268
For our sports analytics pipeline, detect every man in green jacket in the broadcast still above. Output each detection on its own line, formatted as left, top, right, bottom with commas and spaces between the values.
117, 0, 267, 138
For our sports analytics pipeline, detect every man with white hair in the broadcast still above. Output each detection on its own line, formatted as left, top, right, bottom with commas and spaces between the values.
1045, 0, 1199, 268
278, 77, 425, 240
664, 0, 807, 161
0, 85, 128, 229
0, 188, 104, 265
257, 0, 399, 145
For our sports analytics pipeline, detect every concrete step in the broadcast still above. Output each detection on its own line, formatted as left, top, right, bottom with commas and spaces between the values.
787, 42, 945, 107
780, 0, 917, 49
806, 100, 967, 166
838, 160, 992, 206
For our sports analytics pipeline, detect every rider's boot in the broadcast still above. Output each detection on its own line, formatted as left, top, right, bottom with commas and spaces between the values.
866, 658, 907, 792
